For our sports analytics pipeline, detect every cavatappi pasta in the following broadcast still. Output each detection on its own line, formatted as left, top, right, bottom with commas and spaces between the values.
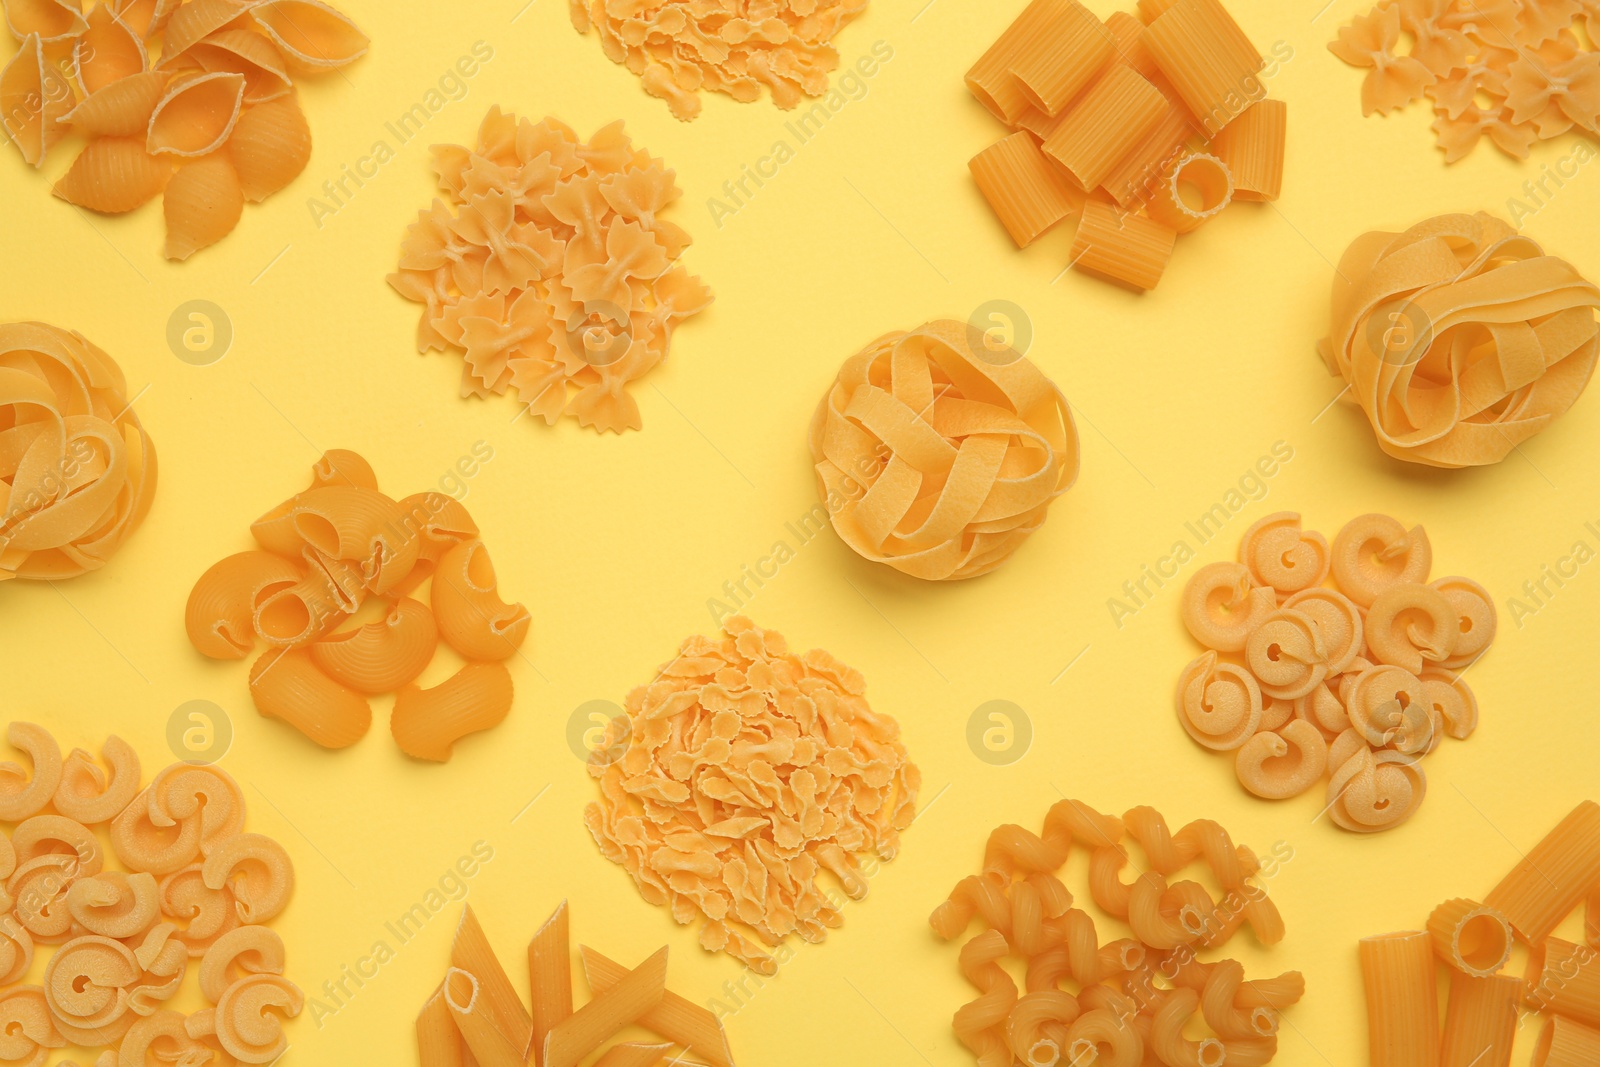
1176, 512, 1494, 830
185, 448, 526, 759
585, 616, 920, 974
388, 108, 712, 433
1, 0, 364, 258
934, 801, 1302, 1067
418, 901, 737, 1067
0, 721, 300, 1064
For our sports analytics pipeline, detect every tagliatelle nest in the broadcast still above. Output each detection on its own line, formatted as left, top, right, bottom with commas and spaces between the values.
1320, 211, 1600, 468
584, 615, 920, 975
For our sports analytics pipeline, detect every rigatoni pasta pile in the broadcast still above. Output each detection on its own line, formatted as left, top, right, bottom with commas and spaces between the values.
1362, 800, 1600, 1066
1329, 0, 1600, 162
1320, 211, 1600, 469
1177, 511, 1495, 832
0, 721, 299, 1064
932, 800, 1304, 1066
419, 901, 737, 1067
585, 615, 920, 975
389, 107, 713, 434
0, 0, 367, 259
0, 321, 156, 581
185, 448, 526, 759
965, 0, 1288, 291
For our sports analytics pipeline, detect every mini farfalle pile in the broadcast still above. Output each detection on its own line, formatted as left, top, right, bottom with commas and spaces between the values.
584, 615, 921, 976
931, 800, 1304, 1067
0, 322, 156, 582
0, 0, 367, 259
0, 721, 299, 1064
185, 449, 526, 760
1321, 211, 1599, 468
1177, 511, 1496, 833
569, 0, 868, 121
1329, 0, 1600, 162
388, 108, 713, 434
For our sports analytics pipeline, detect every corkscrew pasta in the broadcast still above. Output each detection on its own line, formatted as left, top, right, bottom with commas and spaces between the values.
185, 449, 526, 759
1175, 512, 1494, 830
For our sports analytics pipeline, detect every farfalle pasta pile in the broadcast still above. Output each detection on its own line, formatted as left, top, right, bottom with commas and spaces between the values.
0, 321, 156, 582
185, 448, 526, 760
1320, 211, 1600, 468
808, 319, 1079, 581
1361, 800, 1600, 1065
965, 0, 1289, 290
0, 0, 367, 259
1330, 0, 1600, 162
389, 108, 713, 434
584, 615, 920, 976
1177, 511, 1496, 833
569, 0, 867, 121
932, 800, 1303, 1067
0, 721, 299, 1064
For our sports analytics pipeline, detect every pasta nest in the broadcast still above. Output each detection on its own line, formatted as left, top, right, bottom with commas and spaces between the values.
584, 615, 921, 975
808, 319, 1079, 580
1321, 212, 1600, 468
0, 321, 156, 581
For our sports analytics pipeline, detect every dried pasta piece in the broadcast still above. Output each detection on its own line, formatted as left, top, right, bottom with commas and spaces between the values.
391, 661, 514, 763
54, 736, 140, 826
1144, 0, 1265, 134
1175, 651, 1261, 751
199, 926, 286, 1002
1, 33, 73, 166
2, 0, 85, 41
248, 647, 373, 749
65, 870, 160, 939
0, 986, 62, 1062
1485, 800, 1600, 944
430, 540, 530, 661
543, 947, 667, 1067
1329, 5, 1437, 116
159, 0, 255, 61
968, 0, 1091, 122
1239, 512, 1329, 595
1209, 98, 1284, 201
1042, 65, 1168, 190
444, 967, 524, 1067
580, 947, 734, 1067
0, 722, 61, 821
1234, 721, 1328, 799
1438, 971, 1519, 1067
308, 597, 437, 693
75, 3, 147, 95
1099, 95, 1197, 206
187, 550, 304, 660
184, 26, 293, 103
1426, 898, 1512, 977
1330, 515, 1432, 607
201, 832, 293, 924
147, 71, 246, 157
528, 902, 572, 1066
1535, 1017, 1600, 1066
45, 935, 141, 1034
969, 131, 1086, 247
1360, 931, 1440, 1067
148, 762, 247, 844
417, 983, 469, 1067
1345, 665, 1429, 750
111, 788, 201, 875
158, 865, 240, 954
121, 1010, 213, 1065
1429, 577, 1495, 668
1070, 198, 1178, 292
163, 152, 244, 260
14, 813, 104, 873
53, 136, 171, 214
1528, 935, 1600, 1025
1180, 561, 1275, 651
1243, 609, 1328, 701
1419, 669, 1476, 740
1282, 588, 1364, 674
61, 69, 168, 136
1365, 582, 1458, 673
214, 973, 302, 1063
1328, 748, 1426, 832
1008, 0, 1116, 116
229, 94, 311, 201
1143, 151, 1233, 234
250, 0, 370, 72
450, 906, 533, 1058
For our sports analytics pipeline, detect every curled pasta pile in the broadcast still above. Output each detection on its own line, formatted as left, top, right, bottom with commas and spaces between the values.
932, 800, 1303, 1067
1177, 511, 1496, 833
418, 901, 737, 1067
388, 107, 713, 434
584, 615, 920, 975
0, 321, 156, 581
185, 448, 525, 760
0, 0, 367, 259
1330, 0, 1600, 162
1320, 211, 1599, 468
808, 319, 1079, 581
1362, 801, 1600, 1066
568, 0, 867, 121
0, 721, 299, 1065
966, 0, 1288, 291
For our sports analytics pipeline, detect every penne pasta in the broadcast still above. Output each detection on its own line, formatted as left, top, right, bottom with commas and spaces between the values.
969, 132, 1087, 247
430, 540, 531, 661
418, 983, 469, 1067
1485, 801, 1600, 944
1008, 0, 1116, 116
391, 661, 514, 763
1438, 971, 1519, 1067
1426, 899, 1512, 978
529, 901, 573, 1067
1360, 932, 1440, 1067
248, 647, 373, 749
1142, 0, 1264, 136
1534, 1016, 1600, 1067
543, 947, 667, 1067
1209, 98, 1284, 201
186, 550, 305, 660
595, 1043, 674, 1067
1042, 64, 1168, 190
451, 907, 534, 1057
965, 0, 1067, 123
580, 946, 735, 1067
1069, 198, 1178, 292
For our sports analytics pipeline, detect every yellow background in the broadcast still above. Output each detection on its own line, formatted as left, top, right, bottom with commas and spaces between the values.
3, 0, 1600, 1062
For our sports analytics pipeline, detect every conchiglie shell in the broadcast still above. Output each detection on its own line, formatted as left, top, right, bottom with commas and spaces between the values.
147, 70, 244, 156
3, 0, 86, 44
2, 33, 73, 166
157, 0, 253, 63
392, 661, 514, 762
230, 93, 309, 201
52, 135, 171, 213
308, 596, 437, 693
250, 0, 367, 72
162, 151, 242, 260
249, 646, 372, 749
189, 26, 290, 103
62, 69, 168, 136
74, 3, 147, 94
186, 549, 303, 659
310, 449, 377, 491
431, 539, 530, 661
110, 0, 180, 39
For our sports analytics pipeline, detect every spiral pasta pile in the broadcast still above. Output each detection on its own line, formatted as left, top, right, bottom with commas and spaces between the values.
584, 615, 920, 975
185, 448, 525, 759
1177, 511, 1495, 833
388, 107, 713, 434
0, 321, 156, 582
568, 0, 868, 121
0, 721, 299, 1064
0, 0, 366, 259
808, 319, 1079, 581
1320, 211, 1600, 468
932, 800, 1303, 1067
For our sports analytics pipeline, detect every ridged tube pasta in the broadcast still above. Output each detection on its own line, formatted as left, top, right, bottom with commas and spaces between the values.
1145, 152, 1234, 235
214, 973, 303, 1063
1175, 652, 1261, 751
970, 132, 1087, 248
1535, 1017, 1600, 1067
1361, 931, 1440, 1067
1425, 898, 1512, 978
309, 596, 438, 692
1365, 582, 1458, 673
65, 871, 160, 939
187, 550, 305, 659
248, 647, 373, 749
1327, 748, 1426, 833
1239, 513, 1330, 595
1527, 936, 1600, 1025
229, 93, 312, 201
250, 0, 370, 72
201, 832, 294, 923
1243, 609, 1328, 701
1430, 577, 1496, 669
1487, 801, 1600, 945
1142, 0, 1265, 135
199, 926, 287, 1002
430, 540, 531, 661
1281, 587, 1364, 674
163, 152, 245, 261
53, 736, 141, 826
1069, 198, 1178, 292
1042, 65, 1168, 191
1330, 514, 1432, 607
1439, 971, 1519, 1067
391, 662, 515, 763
0, 723, 63, 822
1210, 99, 1285, 201
52, 136, 170, 213
1009, 0, 1115, 115
1234, 721, 1329, 799
1180, 562, 1275, 651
